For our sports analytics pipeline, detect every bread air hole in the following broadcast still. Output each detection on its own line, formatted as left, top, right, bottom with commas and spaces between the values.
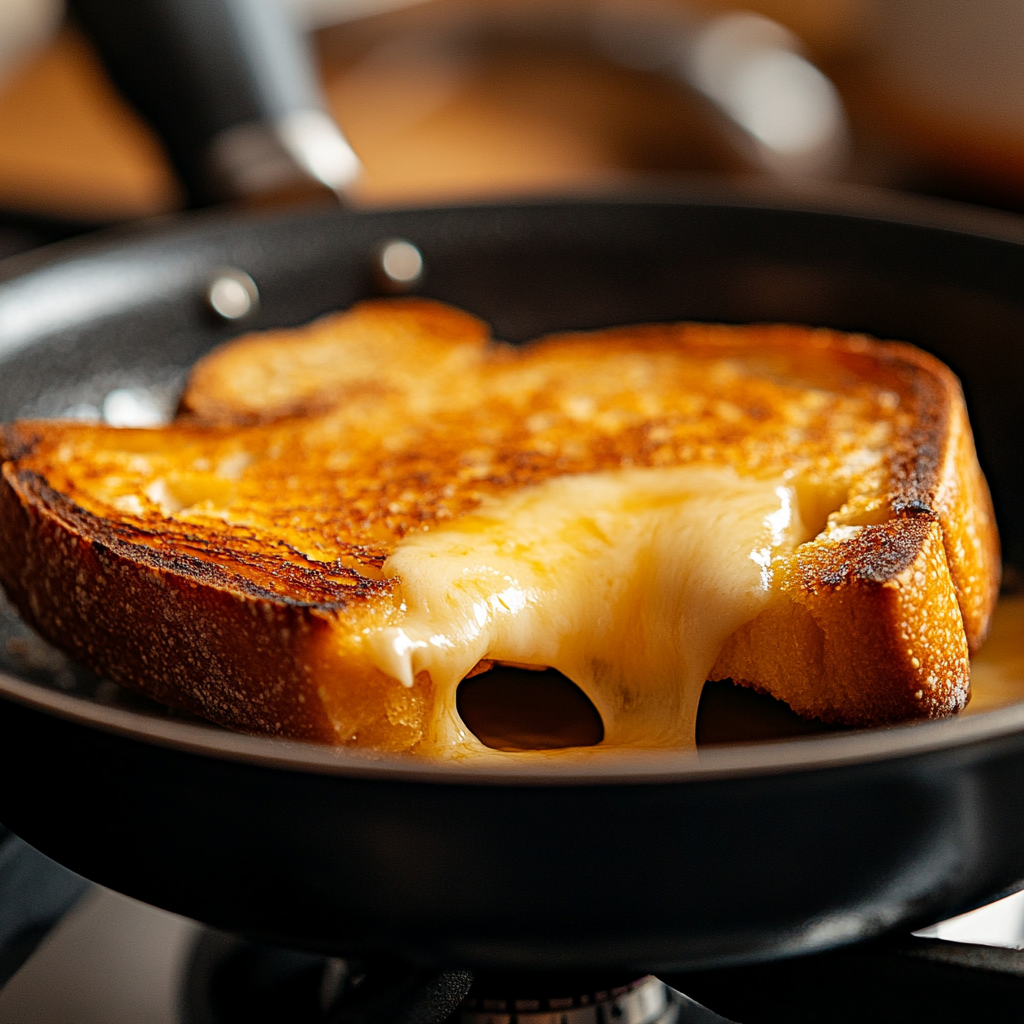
793, 478, 851, 540
456, 667, 604, 751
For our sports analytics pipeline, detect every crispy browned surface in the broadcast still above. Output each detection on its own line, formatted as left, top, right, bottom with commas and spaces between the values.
0, 298, 1001, 747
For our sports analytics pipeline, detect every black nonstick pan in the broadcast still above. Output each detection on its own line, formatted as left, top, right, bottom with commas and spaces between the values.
0, 189, 1022, 973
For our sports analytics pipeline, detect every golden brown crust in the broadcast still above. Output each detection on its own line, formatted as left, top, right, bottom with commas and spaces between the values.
0, 463, 331, 740
178, 298, 491, 424
0, 299, 1001, 747
0, 463, 428, 746
710, 520, 972, 725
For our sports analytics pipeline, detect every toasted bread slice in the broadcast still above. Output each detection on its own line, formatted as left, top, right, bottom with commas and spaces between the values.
0, 299, 999, 754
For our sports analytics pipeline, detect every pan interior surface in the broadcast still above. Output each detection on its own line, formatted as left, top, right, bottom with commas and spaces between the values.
0, 190, 1022, 969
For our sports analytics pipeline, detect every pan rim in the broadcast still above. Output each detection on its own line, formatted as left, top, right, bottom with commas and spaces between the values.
2, 180, 1023, 289
3, 666, 1024, 785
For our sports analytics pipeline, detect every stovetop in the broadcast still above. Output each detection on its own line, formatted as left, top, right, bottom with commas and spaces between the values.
2, 872, 1024, 1024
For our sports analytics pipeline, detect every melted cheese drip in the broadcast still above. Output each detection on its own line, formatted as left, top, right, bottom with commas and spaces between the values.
368, 466, 808, 756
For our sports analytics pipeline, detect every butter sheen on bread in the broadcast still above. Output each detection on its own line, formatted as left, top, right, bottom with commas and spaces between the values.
0, 299, 1000, 755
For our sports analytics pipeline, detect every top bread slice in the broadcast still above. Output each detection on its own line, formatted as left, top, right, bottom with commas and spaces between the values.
0, 299, 1000, 753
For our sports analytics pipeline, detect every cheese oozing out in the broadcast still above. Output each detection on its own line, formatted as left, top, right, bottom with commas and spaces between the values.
367, 466, 809, 755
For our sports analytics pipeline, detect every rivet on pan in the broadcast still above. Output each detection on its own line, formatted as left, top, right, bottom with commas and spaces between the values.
375, 239, 424, 292
207, 269, 260, 320
102, 387, 168, 427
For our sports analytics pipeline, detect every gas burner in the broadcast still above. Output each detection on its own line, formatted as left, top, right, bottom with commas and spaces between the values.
178, 927, 1024, 1024
180, 937, 727, 1024
460, 973, 678, 1024
4, 839, 1024, 1024
6, 880, 1024, 1023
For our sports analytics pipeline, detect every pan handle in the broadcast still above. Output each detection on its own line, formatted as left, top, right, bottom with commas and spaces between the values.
67, 0, 359, 206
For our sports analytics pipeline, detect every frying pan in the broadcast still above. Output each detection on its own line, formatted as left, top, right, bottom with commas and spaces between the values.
1, 0, 1024, 976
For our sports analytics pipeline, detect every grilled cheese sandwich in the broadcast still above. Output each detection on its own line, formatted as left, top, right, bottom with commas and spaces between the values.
0, 299, 1000, 755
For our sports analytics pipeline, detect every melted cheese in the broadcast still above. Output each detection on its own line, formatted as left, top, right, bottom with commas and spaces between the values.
963, 597, 1024, 715
368, 466, 809, 756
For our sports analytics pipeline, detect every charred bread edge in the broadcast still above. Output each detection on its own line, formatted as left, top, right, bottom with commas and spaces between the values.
0, 458, 349, 741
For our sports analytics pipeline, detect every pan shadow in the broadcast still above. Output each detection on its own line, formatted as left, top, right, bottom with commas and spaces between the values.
695, 679, 836, 745
456, 667, 604, 751
455, 666, 835, 751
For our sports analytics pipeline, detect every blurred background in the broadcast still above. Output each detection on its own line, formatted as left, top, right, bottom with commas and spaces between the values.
0, 4, 1021, 1020
0, 0, 1021, 257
